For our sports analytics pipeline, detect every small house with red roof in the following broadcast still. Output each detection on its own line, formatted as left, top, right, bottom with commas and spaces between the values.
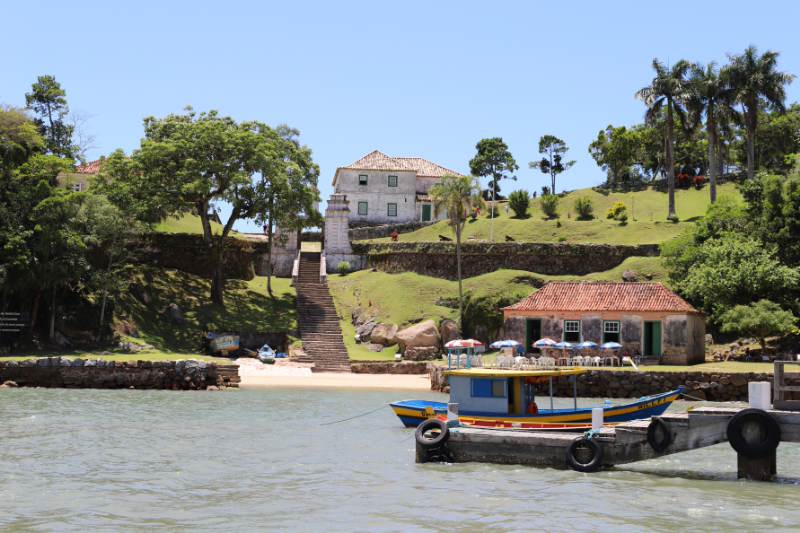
57, 159, 102, 192
503, 281, 705, 365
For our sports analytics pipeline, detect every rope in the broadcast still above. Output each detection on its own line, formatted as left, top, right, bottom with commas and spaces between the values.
320, 404, 389, 426
583, 429, 602, 440
680, 391, 708, 402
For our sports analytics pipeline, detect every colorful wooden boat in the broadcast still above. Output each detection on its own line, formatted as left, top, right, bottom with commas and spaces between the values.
390, 367, 683, 429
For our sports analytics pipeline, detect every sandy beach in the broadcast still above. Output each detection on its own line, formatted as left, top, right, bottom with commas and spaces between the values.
235, 359, 432, 390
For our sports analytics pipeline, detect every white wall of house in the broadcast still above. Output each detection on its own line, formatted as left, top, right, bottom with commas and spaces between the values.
335, 169, 418, 224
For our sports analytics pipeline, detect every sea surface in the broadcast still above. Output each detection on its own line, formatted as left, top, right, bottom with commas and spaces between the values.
0, 387, 799, 532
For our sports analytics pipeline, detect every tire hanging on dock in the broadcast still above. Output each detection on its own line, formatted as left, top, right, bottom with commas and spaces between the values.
565, 436, 604, 473
726, 408, 781, 459
647, 418, 673, 453
415, 419, 452, 463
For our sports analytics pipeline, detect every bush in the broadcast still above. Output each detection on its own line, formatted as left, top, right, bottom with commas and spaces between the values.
507, 190, 530, 218
573, 197, 594, 220
336, 261, 351, 275
540, 194, 559, 219
606, 201, 627, 224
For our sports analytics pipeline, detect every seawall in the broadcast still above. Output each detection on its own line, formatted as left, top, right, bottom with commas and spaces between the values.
0, 358, 240, 390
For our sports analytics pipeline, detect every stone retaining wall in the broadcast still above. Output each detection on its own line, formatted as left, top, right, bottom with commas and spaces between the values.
352, 242, 660, 280
0, 358, 240, 390
351, 361, 430, 374
137, 234, 259, 280
348, 221, 436, 241
427, 365, 800, 402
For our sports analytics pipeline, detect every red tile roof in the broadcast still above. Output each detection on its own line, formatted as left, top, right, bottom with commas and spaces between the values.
75, 160, 102, 174
505, 282, 700, 314
334, 150, 462, 185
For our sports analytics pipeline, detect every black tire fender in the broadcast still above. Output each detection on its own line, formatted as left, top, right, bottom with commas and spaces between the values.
647, 418, 673, 453
726, 408, 781, 459
566, 437, 604, 473
415, 418, 449, 449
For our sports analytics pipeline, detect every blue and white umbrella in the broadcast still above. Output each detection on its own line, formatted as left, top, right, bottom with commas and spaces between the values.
533, 337, 558, 348
576, 341, 599, 350
600, 342, 623, 350
490, 340, 521, 349
553, 341, 574, 350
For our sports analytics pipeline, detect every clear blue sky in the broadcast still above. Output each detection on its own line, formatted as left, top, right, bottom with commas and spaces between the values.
4, 1, 799, 231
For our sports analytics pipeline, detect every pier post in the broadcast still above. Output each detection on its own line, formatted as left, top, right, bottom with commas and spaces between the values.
592, 407, 603, 430
447, 403, 459, 421
737, 452, 776, 481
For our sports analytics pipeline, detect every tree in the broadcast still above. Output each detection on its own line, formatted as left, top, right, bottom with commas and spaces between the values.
688, 62, 738, 203
531, 135, 575, 194
588, 125, 637, 188
728, 46, 795, 180
737, 105, 800, 175
636, 59, 692, 219
0, 107, 44, 176
75, 194, 143, 342
469, 138, 517, 241
116, 109, 264, 306
252, 124, 321, 297
720, 300, 797, 354
507, 189, 530, 218
25, 75, 76, 159
429, 175, 483, 330
539, 194, 559, 219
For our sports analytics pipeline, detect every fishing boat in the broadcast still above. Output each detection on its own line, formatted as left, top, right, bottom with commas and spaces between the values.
390, 366, 683, 429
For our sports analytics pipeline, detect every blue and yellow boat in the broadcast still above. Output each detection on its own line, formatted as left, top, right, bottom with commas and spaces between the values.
390, 367, 683, 429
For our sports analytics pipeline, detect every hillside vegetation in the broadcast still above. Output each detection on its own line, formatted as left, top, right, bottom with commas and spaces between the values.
116, 268, 296, 352
363, 184, 741, 245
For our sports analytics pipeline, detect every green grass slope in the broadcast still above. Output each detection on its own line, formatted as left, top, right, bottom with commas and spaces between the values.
117, 268, 296, 353
364, 184, 740, 245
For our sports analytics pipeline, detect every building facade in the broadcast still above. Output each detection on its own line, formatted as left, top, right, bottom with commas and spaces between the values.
57, 159, 101, 192
331, 150, 462, 225
503, 282, 705, 365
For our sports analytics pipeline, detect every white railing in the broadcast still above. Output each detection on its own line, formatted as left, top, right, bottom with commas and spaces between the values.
319, 252, 327, 283
290, 250, 301, 286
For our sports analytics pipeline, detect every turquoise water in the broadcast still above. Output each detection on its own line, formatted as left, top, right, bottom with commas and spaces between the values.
0, 387, 799, 532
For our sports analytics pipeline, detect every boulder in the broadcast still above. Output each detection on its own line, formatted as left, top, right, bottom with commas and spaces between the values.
439, 319, 460, 345
396, 320, 440, 350
0, 380, 18, 388
622, 270, 638, 282
355, 320, 377, 342
166, 303, 185, 325
370, 323, 399, 345
367, 343, 385, 352
404, 346, 440, 361
704, 333, 714, 346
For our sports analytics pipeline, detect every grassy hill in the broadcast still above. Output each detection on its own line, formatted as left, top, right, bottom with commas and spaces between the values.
363, 183, 740, 245
155, 213, 251, 239
116, 267, 296, 353
328, 256, 667, 360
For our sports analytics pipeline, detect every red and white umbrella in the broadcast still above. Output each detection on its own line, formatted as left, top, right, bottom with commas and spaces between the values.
445, 339, 484, 349
533, 337, 557, 348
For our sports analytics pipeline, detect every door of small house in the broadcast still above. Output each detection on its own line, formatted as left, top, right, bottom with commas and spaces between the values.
421, 204, 432, 222
525, 319, 541, 354
643, 321, 662, 357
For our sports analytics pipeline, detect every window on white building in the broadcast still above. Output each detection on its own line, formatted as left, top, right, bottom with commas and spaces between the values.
358, 174, 368, 186
388, 175, 398, 187
357, 201, 368, 216
70, 182, 83, 192
563, 320, 581, 343
387, 203, 397, 217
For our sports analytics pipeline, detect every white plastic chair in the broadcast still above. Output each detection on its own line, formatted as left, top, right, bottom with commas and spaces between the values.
591, 356, 602, 367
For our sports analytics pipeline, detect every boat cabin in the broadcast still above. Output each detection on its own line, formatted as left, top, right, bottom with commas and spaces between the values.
443, 368, 585, 416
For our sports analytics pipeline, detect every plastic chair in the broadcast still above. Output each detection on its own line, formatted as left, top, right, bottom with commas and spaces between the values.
591, 356, 602, 367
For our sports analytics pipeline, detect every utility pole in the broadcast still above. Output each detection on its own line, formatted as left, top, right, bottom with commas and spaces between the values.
490, 175, 496, 242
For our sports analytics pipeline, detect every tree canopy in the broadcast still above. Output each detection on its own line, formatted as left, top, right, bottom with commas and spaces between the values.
532, 135, 574, 195
468, 137, 517, 199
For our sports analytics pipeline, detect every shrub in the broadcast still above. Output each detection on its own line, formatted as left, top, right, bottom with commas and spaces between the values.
336, 261, 351, 275
540, 194, 559, 219
606, 201, 628, 225
507, 190, 530, 218
573, 197, 594, 220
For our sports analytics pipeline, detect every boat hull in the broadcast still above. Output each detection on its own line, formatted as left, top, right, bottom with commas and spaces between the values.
390, 388, 683, 429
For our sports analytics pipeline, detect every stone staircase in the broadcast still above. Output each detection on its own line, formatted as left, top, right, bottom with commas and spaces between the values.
294, 252, 351, 372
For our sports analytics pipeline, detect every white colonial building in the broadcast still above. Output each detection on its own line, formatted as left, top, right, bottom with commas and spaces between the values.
331, 150, 462, 225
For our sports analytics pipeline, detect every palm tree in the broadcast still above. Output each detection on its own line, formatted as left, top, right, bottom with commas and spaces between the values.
688, 62, 738, 203
728, 46, 795, 180
429, 175, 483, 331
636, 59, 692, 220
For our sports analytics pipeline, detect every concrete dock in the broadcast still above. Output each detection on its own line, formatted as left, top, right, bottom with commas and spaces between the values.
416, 406, 800, 481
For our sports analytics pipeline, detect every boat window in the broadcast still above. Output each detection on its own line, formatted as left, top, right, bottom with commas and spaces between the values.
471, 378, 506, 398
563, 320, 581, 343
603, 321, 620, 343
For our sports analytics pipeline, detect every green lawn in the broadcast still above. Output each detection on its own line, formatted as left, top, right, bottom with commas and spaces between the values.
115, 268, 296, 353
364, 184, 741, 245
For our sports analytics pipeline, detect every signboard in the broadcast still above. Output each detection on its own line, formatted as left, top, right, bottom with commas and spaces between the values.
0, 312, 27, 334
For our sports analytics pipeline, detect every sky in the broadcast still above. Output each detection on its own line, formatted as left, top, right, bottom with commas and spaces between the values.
3, 0, 800, 231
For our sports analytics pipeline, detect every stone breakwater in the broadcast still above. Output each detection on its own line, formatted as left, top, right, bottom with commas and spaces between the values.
428, 365, 799, 402
0, 358, 240, 390
350, 361, 430, 374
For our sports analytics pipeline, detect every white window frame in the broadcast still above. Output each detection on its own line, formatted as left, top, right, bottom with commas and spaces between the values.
358, 174, 368, 186
563, 320, 581, 342
388, 175, 398, 187
70, 182, 83, 192
357, 201, 368, 216
387, 203, 398, 217
603, 321, 620, 334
